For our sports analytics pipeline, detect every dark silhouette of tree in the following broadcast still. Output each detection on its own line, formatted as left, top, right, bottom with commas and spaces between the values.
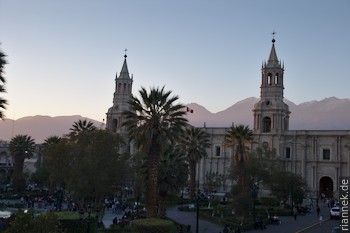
225, 124, 253, 193
178, 126, 211, 199
123, 86, 188, 217
9, 135, 36, 192
31, 136, 62, 191
69, 119, 96, 137
0, 46, 8, 119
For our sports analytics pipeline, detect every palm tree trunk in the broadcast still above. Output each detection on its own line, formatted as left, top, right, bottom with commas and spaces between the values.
238, 144, 245, 193
189, 160, 197, 200
238, 160, 245, 193
147, 137, 161, 218
13, 153, 25, 192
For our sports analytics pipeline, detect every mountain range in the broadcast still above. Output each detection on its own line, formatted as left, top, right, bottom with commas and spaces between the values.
0, 97, 349, 143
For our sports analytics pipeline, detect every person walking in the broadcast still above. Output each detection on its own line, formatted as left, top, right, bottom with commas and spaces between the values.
316, 205, 320, 216
293, 207, 298, 220
223, 225, 229, 233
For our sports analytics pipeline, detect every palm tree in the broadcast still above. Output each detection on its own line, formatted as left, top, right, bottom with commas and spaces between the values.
0, 47, 8, 119
40, 136, 61, 191
9, 135, 36, 192
225, 124, 253, 193
158, 148, 188, 217
69, 119, 96, 137
123, 86, 188, 217
178, 126, 211, 199
41, 136, 61, 163
43, 136, 61, 147
140, 148, 188, 218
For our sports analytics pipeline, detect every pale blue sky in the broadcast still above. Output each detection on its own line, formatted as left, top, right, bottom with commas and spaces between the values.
1, 0, 349, 121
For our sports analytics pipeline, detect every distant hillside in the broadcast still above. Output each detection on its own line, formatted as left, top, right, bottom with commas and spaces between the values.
0, 115, 104, 143
1, 97, 349, 143
186, 97, 350, 130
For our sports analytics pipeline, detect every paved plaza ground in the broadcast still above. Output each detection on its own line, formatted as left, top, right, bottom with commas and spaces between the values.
101, 202, 339, 233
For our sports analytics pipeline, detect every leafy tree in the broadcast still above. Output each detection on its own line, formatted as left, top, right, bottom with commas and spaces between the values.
178, 126, 211, 199
231, 145, 279, 191
225, 124, 253, 193
66, 130, 128, 205
0, 46, 8, 119
31, 136, 62, 190
44, 138, 73, 190
231, 146, 306, 211
4, 210, 64, 233
205, 171, 226, 193
268, 171, 306, 206
123, 86, 188, 217
9, 135, 36, 192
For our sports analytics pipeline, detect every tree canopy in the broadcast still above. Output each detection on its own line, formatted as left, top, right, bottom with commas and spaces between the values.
123, 86, 188, 217
0, 46, 7, 119
9, 135, 36, 192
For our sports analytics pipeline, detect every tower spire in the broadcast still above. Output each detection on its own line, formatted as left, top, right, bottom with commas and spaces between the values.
119, 49, 130, 79
266, 31, 280, 68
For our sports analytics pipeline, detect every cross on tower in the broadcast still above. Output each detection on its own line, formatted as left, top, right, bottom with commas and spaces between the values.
271, 31, 276, 43
272, 31, 276, 39
124, 48, 128, 58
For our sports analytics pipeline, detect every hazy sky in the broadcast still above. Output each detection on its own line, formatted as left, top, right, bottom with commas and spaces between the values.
1, 0, 349, 121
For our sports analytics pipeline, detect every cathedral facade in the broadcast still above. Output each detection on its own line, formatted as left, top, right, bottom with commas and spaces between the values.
107, 41, 350, 199
198, 39, 350, 199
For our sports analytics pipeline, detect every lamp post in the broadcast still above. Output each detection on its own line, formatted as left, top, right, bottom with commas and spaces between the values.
252, 183, 259, 223
196, 178, 199, 233
290, 182, 294, 211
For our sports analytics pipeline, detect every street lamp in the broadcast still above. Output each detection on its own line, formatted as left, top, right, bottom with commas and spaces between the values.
181, 189, 184, 209
252, 183, 259, 223
290, 182, 294, 211
196, 183, 199, 233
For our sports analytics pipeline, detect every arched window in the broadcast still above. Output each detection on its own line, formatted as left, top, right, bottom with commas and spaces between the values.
274, 73, 279, 84
267, 73, 272, 85
118, 83, 121, 93
262, 117, 271, 133
123, 83, 126, 93
112, 119, 118, 133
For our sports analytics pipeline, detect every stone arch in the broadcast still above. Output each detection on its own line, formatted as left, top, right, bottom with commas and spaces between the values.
319, 176, 333, 198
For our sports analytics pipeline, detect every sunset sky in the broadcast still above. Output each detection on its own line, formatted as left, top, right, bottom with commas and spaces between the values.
1, 0, 349, 121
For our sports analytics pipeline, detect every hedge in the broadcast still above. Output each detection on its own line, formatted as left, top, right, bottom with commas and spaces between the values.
130, 218, 177, 233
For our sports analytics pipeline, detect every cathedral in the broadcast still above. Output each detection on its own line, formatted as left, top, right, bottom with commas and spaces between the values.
106, 40, 350, 199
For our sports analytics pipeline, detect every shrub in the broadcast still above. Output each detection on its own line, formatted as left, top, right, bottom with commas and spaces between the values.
3, 210, 64, 233
130, 218, 176, 233
259, 196, 279, 206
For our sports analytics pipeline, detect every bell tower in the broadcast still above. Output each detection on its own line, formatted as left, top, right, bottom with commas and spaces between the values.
106, 53, 133, 139
253, 35, 290, 134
